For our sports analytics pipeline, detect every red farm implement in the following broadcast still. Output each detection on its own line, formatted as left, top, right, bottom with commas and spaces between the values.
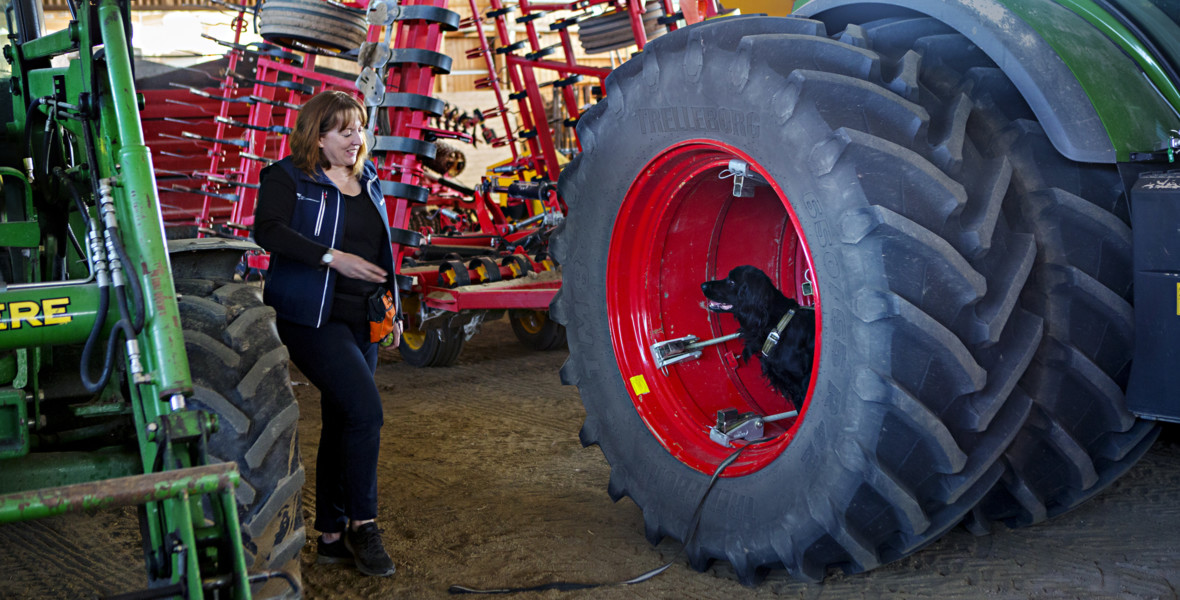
140, 0, 691, 365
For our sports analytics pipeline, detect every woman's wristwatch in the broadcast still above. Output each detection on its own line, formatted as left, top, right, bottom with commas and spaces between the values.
321, 249, 334, 266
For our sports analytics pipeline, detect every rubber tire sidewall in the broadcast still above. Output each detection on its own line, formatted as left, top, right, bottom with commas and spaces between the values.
398, 327, 465, 367
259, 0, 368, 52
510, 311, 567, 351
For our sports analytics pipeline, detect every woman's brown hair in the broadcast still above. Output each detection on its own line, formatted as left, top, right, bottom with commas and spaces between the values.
290, 90, 369, 179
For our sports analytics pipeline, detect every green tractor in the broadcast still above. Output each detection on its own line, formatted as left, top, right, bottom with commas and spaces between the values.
555, 0, 1180, 584
0, 0, 303, 597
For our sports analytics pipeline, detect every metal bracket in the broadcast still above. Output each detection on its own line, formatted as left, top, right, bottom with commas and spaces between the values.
708, 408, 800, 447
723, 159, 768, 198
650, 332, 741, 371
366, 0, 402, 26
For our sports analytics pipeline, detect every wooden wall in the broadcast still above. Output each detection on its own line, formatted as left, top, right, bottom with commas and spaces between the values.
41, 0, 637, 93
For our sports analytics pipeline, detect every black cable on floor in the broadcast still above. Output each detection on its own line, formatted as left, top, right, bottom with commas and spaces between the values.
448, 440, 764, 595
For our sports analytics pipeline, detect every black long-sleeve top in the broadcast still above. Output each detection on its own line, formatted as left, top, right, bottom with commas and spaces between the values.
254, 166, 385, 324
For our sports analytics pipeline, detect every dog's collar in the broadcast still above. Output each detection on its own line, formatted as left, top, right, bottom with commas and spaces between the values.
761, 309, 797, 357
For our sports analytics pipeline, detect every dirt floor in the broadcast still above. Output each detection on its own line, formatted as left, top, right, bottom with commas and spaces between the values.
2, 318, 1179, 600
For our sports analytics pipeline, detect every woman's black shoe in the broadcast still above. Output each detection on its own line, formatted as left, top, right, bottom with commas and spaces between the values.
345, 522, 396, 577
316, 535, 354, 564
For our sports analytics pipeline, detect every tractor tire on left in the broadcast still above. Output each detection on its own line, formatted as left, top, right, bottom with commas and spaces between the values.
177, 279, 305, 599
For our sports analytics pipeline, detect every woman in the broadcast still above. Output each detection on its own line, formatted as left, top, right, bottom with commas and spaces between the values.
254, 90, 399, 577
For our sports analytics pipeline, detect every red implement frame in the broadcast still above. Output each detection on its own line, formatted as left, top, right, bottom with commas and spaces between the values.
141, 0, 708, 328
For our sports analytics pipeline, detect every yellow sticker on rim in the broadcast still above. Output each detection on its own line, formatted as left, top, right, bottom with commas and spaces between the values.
629, 374, 650, 396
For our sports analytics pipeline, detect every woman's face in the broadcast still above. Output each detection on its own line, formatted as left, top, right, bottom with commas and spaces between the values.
318, 112, 363, 168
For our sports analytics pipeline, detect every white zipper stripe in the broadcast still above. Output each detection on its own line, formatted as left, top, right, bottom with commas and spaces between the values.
315, 189, 343, 327
314, 190, 327, 236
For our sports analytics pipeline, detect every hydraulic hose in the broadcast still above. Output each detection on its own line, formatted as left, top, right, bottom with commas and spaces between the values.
22, 98, 44, 182
81, 316, 136, 394
79, 276, 112, 394
53, 166, 92, 228
109, 232, 145, 333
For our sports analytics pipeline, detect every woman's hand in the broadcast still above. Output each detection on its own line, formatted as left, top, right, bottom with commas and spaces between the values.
326, 250, 387, 283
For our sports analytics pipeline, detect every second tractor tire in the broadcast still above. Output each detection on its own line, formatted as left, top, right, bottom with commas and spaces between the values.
552, 11, 1152, 583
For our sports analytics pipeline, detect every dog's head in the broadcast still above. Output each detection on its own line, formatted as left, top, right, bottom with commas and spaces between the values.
701, 265, 780, 315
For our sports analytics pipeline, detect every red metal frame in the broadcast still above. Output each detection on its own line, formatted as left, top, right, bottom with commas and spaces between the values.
142, 0, 715, 322
606, 140, 821, 476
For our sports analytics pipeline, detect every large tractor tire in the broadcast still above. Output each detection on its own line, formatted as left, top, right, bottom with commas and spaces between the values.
259, 0, 368, 53
957, 58, 1160, 530
177, 279, 305, 598
553, 12, 1151, 583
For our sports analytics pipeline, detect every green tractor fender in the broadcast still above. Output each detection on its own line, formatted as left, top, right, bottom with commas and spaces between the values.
795, 0, 1180, 162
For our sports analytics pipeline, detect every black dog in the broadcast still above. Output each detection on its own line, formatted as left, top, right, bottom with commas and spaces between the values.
701, 265, 815, 406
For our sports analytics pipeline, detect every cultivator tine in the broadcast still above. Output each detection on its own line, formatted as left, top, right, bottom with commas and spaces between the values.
201, 33, 305, 64
163, 116, 205, 126
180, 131, 249, 149
249, 95, 301, 111
159, 150, 204, 160
239, 152, 275, 165
163, 185, 241, 203
168, 82, 252, 103
154, 168, 195, 179
225, 70, 316, 95
215, 115, 292, 135
165, 98, 214, 112
194, 172, 261, 189
416, 125, 473, 144
179, 65, 224, 83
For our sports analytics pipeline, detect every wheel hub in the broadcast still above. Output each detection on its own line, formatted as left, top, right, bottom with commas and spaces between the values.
606, 141, 821, 476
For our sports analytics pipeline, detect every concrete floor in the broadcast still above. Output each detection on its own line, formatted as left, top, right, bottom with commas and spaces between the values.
1, 318, 1178, 599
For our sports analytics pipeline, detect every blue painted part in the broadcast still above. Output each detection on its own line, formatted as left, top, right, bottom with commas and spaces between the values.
1126, 171, 1180, 423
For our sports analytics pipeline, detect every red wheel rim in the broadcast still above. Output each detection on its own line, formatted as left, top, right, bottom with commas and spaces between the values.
607, 140, 822, 476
